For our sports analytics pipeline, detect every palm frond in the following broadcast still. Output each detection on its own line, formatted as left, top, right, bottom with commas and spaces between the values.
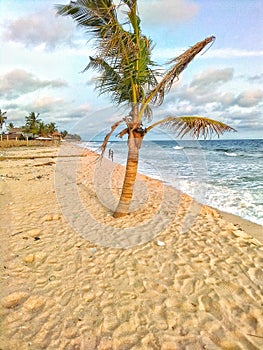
57, 0, 156, 107
143, 105, 153, 122
146, 116, 236, 139
56, 0, 125, 57
100, 119, 125, 158
166, 36, 215, 70
124, 0, 139, 34
56, 0, 116, 35
84, 56, 123, 99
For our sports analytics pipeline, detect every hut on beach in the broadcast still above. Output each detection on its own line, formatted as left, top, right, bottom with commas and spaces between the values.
0, 127, 25, 140
52, 131, 62, 141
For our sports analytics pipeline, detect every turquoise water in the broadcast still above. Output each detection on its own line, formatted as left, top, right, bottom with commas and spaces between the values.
83, 139, 263, 226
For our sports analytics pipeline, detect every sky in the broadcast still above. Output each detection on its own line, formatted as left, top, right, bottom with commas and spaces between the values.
0, 0, 262, 140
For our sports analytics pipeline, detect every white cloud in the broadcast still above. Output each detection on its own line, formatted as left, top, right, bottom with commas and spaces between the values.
1, 8, 77, 50
218, 93, 236, 107
154, 47, 263, 61
55, 103, 94, 124
26, 96, 64, 113
247, 73, 263, 83
173, 82, 263, 111
74, 104, 93, 115
163, 68, 235, 107
139, 0, 199, 26
190, 68, 234, 90
0, 69, 67, 99
223, 110, 263, 131
236, 90, 263, 108
205, 48, 263, 59
157, 66, 263, 134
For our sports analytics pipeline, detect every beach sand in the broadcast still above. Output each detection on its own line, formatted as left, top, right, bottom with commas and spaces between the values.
1, 143, 263, 349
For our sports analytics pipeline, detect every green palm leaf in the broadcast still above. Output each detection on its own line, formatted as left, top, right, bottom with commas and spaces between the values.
57, 0, 156, 108
146, 116, 236, 139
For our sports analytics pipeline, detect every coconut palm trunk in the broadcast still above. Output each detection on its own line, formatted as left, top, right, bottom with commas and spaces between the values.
114, 129, 143, 218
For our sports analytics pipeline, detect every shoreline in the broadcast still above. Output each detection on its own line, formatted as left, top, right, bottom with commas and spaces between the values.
83, 143, 263, 241
83, 141, 263, 232
1, 144, 263, 349
2, 142, 262, 240
217, 210, 263, 243
3, 142, 263, 233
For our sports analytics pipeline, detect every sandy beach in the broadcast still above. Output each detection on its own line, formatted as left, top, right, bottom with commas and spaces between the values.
1, 143, 263, 349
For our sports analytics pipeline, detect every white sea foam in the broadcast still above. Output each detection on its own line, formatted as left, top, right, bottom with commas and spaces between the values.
173, 146, 184, 150
224, 152, 238, 157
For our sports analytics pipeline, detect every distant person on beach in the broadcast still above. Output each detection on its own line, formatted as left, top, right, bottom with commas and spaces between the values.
108, 149, 114, 161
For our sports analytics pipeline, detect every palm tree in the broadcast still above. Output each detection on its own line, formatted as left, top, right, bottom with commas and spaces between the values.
24, 112, 41, 138
0, 110, 7, 129
45, 122, 58, 135
61, 130, 68, 139
57, 0, 236, 218
8, 122, 14, 129
38, 121, 47, 136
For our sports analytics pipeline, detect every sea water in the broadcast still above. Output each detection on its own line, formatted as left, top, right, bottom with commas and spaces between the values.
83, 139, 263, 226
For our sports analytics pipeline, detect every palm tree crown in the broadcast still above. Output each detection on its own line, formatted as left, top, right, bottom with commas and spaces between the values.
24, 112, 41, 137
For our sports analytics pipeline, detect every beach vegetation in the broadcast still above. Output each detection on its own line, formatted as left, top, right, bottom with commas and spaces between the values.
61, 130, 68, 139
23, 113, 61, 138
23, 112, 42, 138
65, 133, 81, 141
0, 110, 81, 143
57, 0, 236, 217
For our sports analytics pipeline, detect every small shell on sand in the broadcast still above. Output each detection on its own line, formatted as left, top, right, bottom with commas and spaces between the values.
156, 240, 165, 247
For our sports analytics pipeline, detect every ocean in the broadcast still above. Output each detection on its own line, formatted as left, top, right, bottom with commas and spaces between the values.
83, 139, 263, 226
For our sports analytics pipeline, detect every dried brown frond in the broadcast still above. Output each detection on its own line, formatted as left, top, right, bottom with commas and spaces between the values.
117, 128, 129, 138
144, 36, 216, 109
100, 119, 124, 158
167, 36, 215, 65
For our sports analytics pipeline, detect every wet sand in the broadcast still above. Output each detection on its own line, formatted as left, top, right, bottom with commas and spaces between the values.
1, 143, 263, 349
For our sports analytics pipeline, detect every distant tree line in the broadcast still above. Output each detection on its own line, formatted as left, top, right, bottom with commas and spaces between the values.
0, 110, 81, 140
